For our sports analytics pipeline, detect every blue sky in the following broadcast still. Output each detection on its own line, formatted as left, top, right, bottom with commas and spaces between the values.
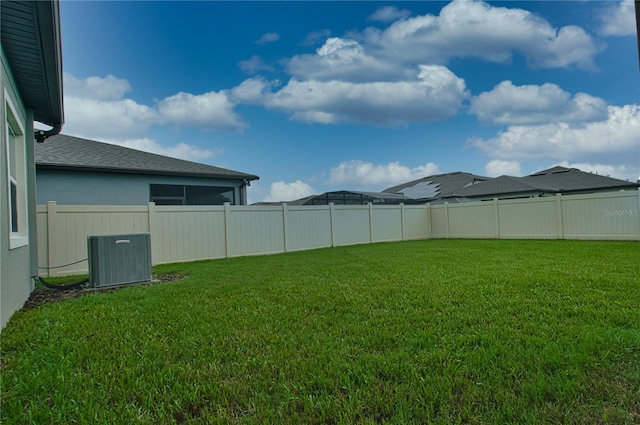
55, 0, 639, 203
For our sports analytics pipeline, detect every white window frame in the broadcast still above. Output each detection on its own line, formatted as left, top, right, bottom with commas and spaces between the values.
4, 90, 28, 249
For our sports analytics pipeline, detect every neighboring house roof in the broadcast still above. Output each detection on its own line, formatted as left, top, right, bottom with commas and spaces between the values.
36, 134, 259, 181
1, 0, 64, 127
286, 195, 317, 206
453, 166, 639, 199
383, 171, 490, 201
454, 175, 559, 198
522, 166, 638, 192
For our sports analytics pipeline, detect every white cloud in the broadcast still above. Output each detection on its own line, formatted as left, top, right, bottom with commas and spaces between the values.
553, 161, 638, 183
238, 55, 274, 73
485, 160, 522, 177
300, 29, 331, 46
63, 96, 158, 140
230, 77, 280, 104
255, 32, 280, 45
599, 0, 636, 37
263, 180, 316, 202
157, 91, 246, 132
471, 104, 640, 161
103, 138, 222, 162
275, 0, 601, 127
367, 6, 411, 23
328, 160, 440, 188
63, 73, 158, 140
286, 37, 411, 82
65, 73, 247, 139
470, 81, 608, 125
361, 0, 600, 70
265, 65, 467, 125
291, 110, 338, 125
62, 73, 230, 162
64, 73, 131, 101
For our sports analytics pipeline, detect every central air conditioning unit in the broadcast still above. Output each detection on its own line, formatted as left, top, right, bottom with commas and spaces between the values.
87, 233, 152, 288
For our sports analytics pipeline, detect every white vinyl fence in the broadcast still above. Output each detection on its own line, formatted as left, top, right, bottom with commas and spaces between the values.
37, 202, 431, 276
37, 190, 639, 276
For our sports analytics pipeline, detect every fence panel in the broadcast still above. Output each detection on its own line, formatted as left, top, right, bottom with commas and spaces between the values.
429, 205, 448, 238
497, 197, 559, 239
285, 205, 333, 252
561, 191, 640, 239
447, 202, 496, 238
403, 205, 431, 240
154, 206, 226, 264
227, 205, 286, 257
332, 205, 371, 246
371, 205, 403, 243
41, 203, 149, 276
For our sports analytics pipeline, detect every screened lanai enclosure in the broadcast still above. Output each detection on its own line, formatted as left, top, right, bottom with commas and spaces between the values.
296, 191, 422, 205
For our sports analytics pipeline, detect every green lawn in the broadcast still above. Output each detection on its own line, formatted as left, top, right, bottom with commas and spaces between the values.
1, 239, 639, 424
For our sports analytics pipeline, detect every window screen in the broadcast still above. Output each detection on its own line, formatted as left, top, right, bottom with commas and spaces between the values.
150, 184, 235, 205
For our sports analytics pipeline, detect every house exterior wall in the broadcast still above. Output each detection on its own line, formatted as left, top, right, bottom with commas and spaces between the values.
1, 46, 35, 329
36, 169, 248, 205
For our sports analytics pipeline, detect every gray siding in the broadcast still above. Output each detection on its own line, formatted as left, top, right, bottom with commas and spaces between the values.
1, 46, 35, 329
36, 169, 246, 205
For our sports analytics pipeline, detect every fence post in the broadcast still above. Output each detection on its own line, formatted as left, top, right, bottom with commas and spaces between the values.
147, 202, 159, 265
555, 193, 564, 239
282, 203, 289, 252
368, 202, 374, 243
46, 201, 57, 277
329, 203, 336, 247
493, 198, 500, 239
400, 203, 406, 241
224, 202, 231, 257
444, 202, 450, 239
427, 203, 432, 239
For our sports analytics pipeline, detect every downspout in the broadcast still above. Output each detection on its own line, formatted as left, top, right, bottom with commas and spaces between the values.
30, 123, 63, 280
34, 123, 63, 143
240, 179, 251, 205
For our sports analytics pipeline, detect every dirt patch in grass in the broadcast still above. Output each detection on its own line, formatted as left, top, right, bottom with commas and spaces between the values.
22, 273, 188, 310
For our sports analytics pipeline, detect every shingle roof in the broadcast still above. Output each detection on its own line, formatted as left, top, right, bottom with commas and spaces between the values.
454, 175, 558, 197
453, 167, 638, 198
522, 166, 637, 192
383, 171, 490, 200
36, 134, 259, 181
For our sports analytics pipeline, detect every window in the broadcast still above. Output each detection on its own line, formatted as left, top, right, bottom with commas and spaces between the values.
150, 184, 235, 205
4, 94, 27, 249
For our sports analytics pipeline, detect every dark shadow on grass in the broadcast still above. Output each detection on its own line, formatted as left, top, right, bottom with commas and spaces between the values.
22, 273, 188, 310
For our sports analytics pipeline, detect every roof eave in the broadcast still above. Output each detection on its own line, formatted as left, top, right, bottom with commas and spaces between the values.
636, 0, 640, 69
35, 163, 259, 181
35, 0, 64, 127
1, 0, 64, 127
559, 184, 640, 193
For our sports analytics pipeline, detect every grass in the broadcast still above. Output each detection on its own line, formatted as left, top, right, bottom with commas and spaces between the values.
1, 239, 639, 424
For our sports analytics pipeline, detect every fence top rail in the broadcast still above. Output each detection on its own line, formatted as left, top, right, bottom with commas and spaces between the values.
555, 189, 639, 201
446, 201, 496, 209
37, 204, 149, 213
430, 189, 639, 208
155, 205, 226, 213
